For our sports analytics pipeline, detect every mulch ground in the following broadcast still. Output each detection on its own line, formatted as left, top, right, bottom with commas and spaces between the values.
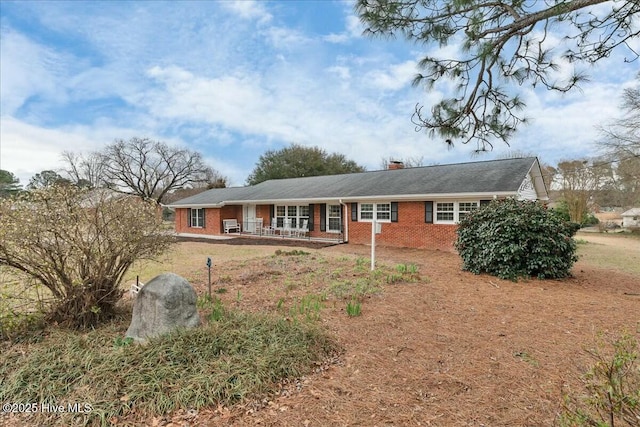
176, 235, 339, 249
161, 242, 639, 427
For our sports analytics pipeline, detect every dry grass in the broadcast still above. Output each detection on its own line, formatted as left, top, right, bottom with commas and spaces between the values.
123, 242, 323, 286
575, 231, 640, 276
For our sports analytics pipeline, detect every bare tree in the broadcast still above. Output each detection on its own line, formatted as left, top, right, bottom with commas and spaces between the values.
554, 159, 611, 222
61, 151, 105, 189
598, 77, 640, 157
596, 76, 640, 206
357, 0, 640, 150
98, 137, 226, 204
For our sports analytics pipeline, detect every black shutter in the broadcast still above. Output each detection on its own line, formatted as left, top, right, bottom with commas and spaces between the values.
269, 205, 275, 225
201, 208, 206, 228
391, 202, 399, 223
320, 203, 326, 232
480, 199, 491, 207
351, 203, 358, 221
308, 204, 314, 231
187, 208, 192, 227
425, 202, 433, 224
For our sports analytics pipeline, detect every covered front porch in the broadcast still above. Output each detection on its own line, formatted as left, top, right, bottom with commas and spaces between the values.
236, 202, 348, 244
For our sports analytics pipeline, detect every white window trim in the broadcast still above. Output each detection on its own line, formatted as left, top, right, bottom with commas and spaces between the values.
358, 202, 392, 223
326, 204, 342, 233
434, 201, 479, 224
275, 205, 309, 229
189, 208, 205, 228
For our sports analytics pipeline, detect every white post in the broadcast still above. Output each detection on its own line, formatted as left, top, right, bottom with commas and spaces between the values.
371, 219, 376, 271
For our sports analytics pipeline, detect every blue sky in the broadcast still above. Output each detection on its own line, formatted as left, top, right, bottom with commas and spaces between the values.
1, 0, 638, 186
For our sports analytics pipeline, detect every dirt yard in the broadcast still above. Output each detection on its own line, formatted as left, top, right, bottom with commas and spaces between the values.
144, 234, 639, 427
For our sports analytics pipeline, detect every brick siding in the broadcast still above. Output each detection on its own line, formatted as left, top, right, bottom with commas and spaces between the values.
346, 201, 458, 250
175, 201, 458, 249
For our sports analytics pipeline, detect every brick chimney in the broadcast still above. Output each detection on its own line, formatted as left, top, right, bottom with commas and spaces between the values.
388, 160, 404, 170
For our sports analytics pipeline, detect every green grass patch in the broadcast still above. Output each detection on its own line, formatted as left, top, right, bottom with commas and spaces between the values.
274, 249, 310, 256
346, 299, 362, 317
0, 310, 340, 426
289, 293, 325, 322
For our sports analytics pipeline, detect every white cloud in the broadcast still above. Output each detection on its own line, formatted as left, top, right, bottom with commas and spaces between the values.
0, 29, 68, 115
0, 117, 100, 184
0, 115, 165, 184
221, 0, 272, 23
263, 26, 311, 50
323, 33, 350, 44
346, 14, 363, 38
365, 60, 418, 91
326, 65, 351, 80
323, 10, 363, 43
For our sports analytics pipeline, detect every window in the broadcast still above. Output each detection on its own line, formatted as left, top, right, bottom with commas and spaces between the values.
275, 205, 309, 229
435, 201, 479, 223
359, 202, 391, 222
276, 206, 286, 227
458, 202, 478, 221
436, 203, 454, 222
189, 208, 205, 228
376, 203, 391, 221
360, 203, 374, 220
328, 205, 341, 232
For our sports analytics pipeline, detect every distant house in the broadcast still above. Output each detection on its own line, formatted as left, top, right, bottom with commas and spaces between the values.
621, 208, 640, 229
165, 157, 548, 250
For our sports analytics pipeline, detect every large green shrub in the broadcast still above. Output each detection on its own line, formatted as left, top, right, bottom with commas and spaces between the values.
455, 198, 579, 280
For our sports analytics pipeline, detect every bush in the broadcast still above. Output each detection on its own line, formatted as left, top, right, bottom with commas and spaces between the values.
581, 212, 600, 227
455, 198, 579, 280
551, 199, 599, 228
559, 333, 640, 426
0, 186, 174, 329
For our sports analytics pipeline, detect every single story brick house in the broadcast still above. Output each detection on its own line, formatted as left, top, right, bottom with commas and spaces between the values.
165, 157, 548, 250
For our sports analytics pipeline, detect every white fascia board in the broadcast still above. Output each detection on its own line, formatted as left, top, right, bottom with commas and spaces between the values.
526, 158, 550, 201
165, 203, 224, 208
341, 192, 516, 202
168, 192, 518, 207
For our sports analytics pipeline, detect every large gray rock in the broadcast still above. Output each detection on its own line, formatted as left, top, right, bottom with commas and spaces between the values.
126, 273, 201, 343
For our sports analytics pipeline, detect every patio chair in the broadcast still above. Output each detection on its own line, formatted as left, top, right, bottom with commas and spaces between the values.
282, 218, 293, 237
262, 218, 276, 236
253, 218, 263, 235
294, 219, 309, 238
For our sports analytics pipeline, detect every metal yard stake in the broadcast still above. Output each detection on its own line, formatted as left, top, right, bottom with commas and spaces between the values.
206, 257, 212, 299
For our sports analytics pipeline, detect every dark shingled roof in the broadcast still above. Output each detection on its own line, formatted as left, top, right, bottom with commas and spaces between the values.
167, 157, 538, 207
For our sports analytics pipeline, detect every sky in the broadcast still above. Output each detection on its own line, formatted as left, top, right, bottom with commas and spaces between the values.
1, 0, 638, 187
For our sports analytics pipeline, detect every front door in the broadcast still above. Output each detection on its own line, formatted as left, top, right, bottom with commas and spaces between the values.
244, 204, 257, 233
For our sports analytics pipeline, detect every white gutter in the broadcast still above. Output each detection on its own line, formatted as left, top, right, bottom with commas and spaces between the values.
339, 199, 348, 243
166, 191, 518, 208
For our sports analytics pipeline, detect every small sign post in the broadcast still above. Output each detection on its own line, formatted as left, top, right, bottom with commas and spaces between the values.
370, 220, 381, 270
206, 257, 212, 299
